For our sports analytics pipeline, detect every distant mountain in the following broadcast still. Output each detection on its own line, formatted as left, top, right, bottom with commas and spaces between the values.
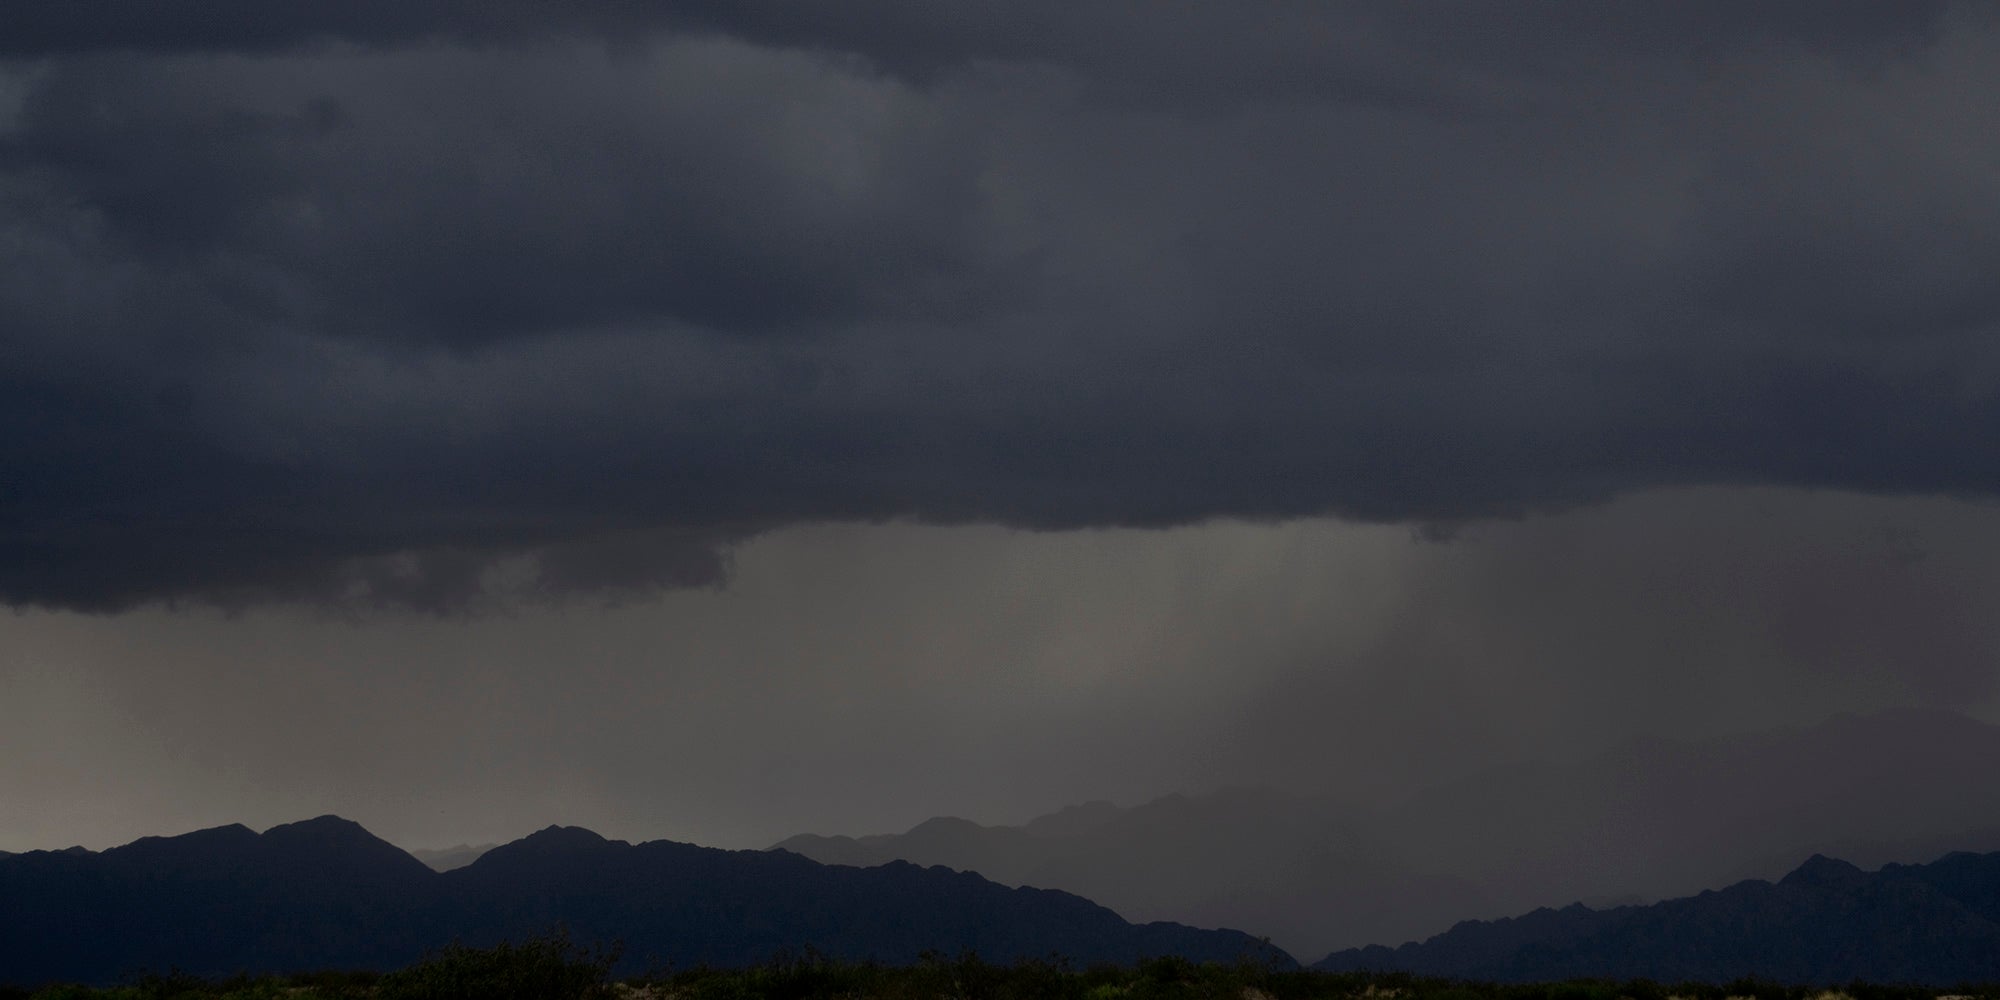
775, 709, 2000, 957
0, 816, 1289, 987
777, 814, 1063, 884
407, 842, 496, 872
1316, 850, 2000, 983
1377, 707, 2000, 920
775, 787, 1482, 958
1023, 800, 1124, 839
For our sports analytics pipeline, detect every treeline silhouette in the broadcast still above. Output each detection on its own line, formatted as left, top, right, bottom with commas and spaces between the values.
9, 935, 2000, 1000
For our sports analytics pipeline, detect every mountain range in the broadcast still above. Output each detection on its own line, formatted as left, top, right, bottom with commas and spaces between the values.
774, 708, 2000, 957
775, 786, 1474, 962
1316, 849, 2000, 983
0, 816, 1287, 987
12, 708, 2000, 986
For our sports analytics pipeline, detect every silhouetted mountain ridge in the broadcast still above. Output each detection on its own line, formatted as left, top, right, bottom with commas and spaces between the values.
1315, 849, 2000, 983
0, 817, 1289, 987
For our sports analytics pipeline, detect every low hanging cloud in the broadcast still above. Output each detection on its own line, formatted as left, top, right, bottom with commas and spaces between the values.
4, 2, 2000, 611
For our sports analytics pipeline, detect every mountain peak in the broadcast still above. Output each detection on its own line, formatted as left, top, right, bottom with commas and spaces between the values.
906, 816, 986, 836
517, 825, 614, 851
449, 826, 628, 877
253, 816, 437, 886
1779, 853, 1867, 889
264, 815, 370, 841
531, 823, 605, 839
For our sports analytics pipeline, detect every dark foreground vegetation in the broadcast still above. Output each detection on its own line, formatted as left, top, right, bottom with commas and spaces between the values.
8, 936, 2000, 1000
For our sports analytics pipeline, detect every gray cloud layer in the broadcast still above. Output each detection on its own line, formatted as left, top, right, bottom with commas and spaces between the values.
5, 3, 2000, 610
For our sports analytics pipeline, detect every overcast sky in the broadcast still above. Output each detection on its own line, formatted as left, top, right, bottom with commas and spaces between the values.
5, 2, 2000, 853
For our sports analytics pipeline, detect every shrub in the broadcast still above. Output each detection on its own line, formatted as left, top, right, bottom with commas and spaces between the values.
372, 931, 617, 1000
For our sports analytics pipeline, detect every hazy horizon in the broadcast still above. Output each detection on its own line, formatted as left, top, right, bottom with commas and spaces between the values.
12, 695, 2000, 859
24, 700, 2000, 963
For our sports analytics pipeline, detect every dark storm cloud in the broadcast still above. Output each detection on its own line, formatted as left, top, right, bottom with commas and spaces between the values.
4, 3, 2000, 611
0, 2, 667, 55
3, 3, 1952, 96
